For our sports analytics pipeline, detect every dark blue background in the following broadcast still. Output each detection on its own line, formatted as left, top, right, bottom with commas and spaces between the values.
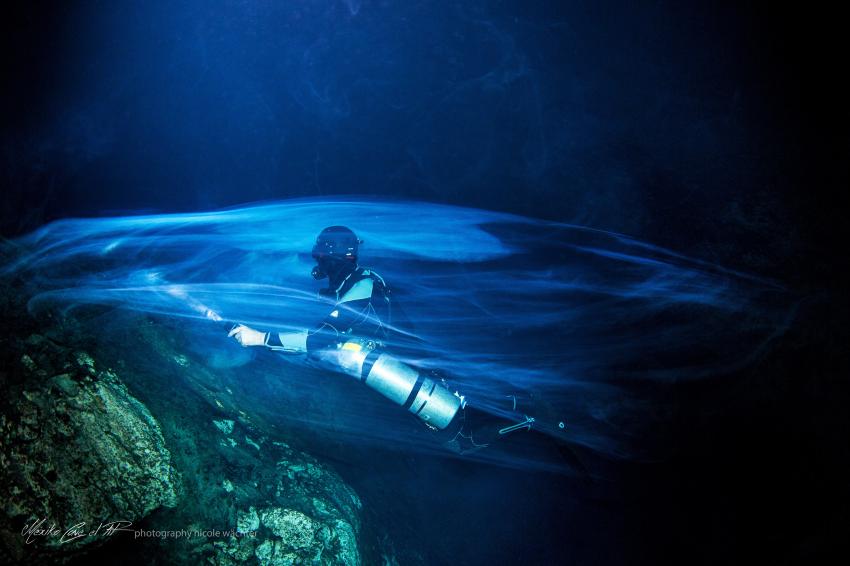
2, 1, 847, 564
4, 1, 844, 275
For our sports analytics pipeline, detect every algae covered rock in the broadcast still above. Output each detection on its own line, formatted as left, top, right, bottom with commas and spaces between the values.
206, 443, 363, 566
193, 437, 362, 565
0, 278, 369, 564
105, 313, 367, 565
237, 507, 261, 534
212, 505, 359, 566
0, 338, 179, 562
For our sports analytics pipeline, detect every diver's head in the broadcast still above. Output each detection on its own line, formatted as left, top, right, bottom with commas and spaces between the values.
311, 226, 360, 286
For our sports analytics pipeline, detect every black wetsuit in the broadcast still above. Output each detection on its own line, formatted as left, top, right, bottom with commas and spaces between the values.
304, 266, 391, 354
269, 263, 536, 455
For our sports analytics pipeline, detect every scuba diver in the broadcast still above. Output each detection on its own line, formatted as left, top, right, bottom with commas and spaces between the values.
228, 226, 569, 456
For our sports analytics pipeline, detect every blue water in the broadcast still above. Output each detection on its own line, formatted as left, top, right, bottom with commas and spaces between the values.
2, 1, 846, 564
8, 198, 792, 467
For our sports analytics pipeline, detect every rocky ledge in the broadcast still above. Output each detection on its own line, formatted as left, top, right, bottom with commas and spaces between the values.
0, 274, 368, 565
0, 336, 179, 563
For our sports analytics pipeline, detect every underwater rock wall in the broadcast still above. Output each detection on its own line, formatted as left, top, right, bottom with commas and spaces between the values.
0, 275, 367, 565
102, 316, 365, 565
0, 335, 179, 562
207, 439, 362, 566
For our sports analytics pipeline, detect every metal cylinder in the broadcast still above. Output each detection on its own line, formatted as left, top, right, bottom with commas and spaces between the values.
318, 339, 462, 430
